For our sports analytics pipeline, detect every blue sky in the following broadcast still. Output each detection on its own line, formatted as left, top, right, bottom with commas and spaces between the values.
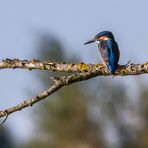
0, 0, 148, 142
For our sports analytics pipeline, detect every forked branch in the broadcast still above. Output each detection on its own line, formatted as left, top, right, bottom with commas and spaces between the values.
0, 58, 148, 121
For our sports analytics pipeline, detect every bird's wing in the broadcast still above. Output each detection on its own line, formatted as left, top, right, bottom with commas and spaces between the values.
107, 40, 120, 67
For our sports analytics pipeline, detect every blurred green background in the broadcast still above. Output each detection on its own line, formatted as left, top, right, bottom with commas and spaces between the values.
0, 1, 148, 148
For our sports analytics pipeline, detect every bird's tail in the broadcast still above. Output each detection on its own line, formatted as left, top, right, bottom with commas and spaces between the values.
108, 65, 116, 75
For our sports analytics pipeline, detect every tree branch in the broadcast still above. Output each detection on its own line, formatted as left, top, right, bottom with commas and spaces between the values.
0, 58, 148, 75
0, 58, 148, 120
0, 71, 100, 118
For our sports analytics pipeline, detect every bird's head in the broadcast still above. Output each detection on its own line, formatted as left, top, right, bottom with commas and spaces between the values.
84, 31, 115, 45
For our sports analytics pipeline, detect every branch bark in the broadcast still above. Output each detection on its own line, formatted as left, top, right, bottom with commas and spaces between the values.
0, 58, 148, 75
0, 58, 148, 119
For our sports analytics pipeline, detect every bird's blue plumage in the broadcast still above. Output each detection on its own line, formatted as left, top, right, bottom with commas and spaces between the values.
107, 40, 119, 74
84, 31, 120, 74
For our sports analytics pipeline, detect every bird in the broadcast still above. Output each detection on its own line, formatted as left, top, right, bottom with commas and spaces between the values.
84, 31, 120, 75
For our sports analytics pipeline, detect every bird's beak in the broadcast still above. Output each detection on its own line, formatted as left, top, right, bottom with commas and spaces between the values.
84, 38, 96, 45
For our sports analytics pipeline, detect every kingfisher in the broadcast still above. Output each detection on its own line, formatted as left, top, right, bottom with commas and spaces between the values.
84, 31, 120, 75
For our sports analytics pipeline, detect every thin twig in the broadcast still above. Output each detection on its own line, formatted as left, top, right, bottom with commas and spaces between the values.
0, 111, 9, 126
